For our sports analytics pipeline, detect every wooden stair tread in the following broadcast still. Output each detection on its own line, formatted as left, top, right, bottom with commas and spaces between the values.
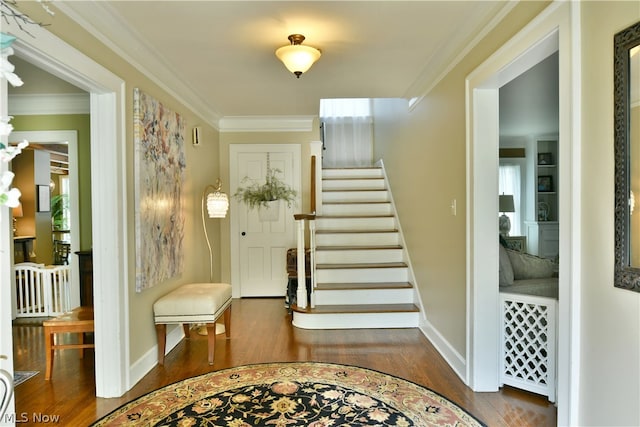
323, 177, 384, 180
323, 201, 391, 205
316, 282, 412, 290
323, 189, 387, 192
316, 229, 398, 234
316, 245, 402, 251
316, 262, 407, 269
291, 303, 419, 314
323, 167, 381, 170
317, 214, 394, 219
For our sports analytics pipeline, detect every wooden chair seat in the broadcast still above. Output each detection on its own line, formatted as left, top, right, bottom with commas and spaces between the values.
42, 306, 94, 380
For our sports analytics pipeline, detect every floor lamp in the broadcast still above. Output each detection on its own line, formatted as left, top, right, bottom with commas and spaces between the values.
201, 179, 229, 282
198, 179, 229, 336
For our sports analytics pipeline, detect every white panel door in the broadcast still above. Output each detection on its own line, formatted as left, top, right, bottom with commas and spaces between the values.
230, 145, 301, 297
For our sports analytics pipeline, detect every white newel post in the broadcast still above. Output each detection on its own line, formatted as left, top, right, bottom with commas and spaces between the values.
295, 217, 307, 309
309, 218, 316, 308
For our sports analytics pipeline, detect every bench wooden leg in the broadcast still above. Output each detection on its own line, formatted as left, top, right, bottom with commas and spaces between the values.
224, 306, 231, 338
183, 324, 190, 338
44, 327, 54, 381
155, 324, 167, 366
206, 323, 215, 365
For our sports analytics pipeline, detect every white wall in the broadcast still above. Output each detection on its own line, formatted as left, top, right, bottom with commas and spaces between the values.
579, 2, 640, 425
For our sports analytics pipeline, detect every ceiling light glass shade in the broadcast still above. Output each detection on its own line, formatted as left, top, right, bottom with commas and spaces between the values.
207, 191, 229, 218
275, 34, 321, 78
276, 45, 321, 76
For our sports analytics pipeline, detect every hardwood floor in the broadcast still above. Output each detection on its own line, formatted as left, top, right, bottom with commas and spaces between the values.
11, 298, 556, 426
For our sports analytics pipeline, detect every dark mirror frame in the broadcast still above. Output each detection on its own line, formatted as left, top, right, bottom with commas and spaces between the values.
614, 20, 640, 292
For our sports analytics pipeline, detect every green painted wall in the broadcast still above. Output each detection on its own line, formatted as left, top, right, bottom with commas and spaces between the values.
11, 114, 92, 250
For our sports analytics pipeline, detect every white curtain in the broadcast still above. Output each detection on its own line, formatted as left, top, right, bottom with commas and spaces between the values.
499, 164, 522, 236
320, 99, 373, 167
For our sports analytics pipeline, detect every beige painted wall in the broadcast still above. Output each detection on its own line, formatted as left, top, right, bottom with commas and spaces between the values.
372, 2, 549, 354
580, 2, 640, 425
15, 3, 224, 364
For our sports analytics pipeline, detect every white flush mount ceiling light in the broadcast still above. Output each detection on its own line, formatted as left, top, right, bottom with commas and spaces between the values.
275, 34, 321, 78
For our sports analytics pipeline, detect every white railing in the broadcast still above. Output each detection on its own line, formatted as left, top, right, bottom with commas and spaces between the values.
294, 214, 316, 309
500, 292, 557, 402
293, 143, 323, 309
14, 263, 71, 318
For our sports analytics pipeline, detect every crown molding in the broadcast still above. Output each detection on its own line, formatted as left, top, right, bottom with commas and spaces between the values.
219, 116, 316, 133
55, 2, 222, 129
8, 93, 90, 115
405, 1, 517, 111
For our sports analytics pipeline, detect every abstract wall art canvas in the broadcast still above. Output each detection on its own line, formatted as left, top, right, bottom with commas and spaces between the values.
133, 88, 186, 292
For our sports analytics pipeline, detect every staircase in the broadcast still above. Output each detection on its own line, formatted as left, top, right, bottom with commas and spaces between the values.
291, 166, 421, 329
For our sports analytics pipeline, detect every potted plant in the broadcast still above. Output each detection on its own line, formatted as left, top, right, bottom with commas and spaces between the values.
51, 193, 69, 231
234, 167, 297, 221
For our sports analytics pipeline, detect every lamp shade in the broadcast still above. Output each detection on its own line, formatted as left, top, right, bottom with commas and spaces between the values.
12, 202, 23, 218
499, 194, 515, 213
275, 34, 321, 78
207, 191, 229, 218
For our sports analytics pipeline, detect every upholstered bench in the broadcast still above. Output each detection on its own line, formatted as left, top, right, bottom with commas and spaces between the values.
153, 283, 231, 365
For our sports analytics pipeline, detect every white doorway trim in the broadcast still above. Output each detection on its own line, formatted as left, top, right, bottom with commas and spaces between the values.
8, 130, 81, 310
465, 2, 580, 425
3, 17, 129, 398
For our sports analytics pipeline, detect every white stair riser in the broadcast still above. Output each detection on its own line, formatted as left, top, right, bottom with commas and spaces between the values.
316, 249, 404, 264
322, 178, 385, 190
323, 168, 383, 179
292, 311, 419, 329
322, 203, 393, 216
316, 232, 400, 247
317, 267, 408, 283
314, 288, 414, 305
323, 190, 389, 203
316, 216, 395, 231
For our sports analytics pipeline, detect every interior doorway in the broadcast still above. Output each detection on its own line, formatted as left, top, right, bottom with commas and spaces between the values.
1, 17, 129, 401
465, 3, 579, 425
8, 130, 82, 310
229, 144, 301, 298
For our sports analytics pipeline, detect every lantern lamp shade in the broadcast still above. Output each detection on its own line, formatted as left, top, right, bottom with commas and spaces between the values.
207, 191, 229, 218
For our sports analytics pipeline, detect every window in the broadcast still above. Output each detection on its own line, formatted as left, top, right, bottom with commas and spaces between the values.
320, 98, 373, 167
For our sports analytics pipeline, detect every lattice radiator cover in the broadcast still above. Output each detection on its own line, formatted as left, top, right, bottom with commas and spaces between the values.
500, 292, 557, 402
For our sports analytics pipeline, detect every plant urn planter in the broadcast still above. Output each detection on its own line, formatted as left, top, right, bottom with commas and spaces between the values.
259, 200, 280, 222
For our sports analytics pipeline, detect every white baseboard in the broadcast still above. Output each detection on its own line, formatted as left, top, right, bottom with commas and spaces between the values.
128, 325, 184, 389
419, 319, 467, 384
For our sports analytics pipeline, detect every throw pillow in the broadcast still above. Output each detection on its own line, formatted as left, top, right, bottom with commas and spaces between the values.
507, 249, 555, 280
499, 244, 514, 286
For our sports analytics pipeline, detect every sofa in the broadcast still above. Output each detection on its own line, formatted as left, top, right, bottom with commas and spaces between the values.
499, 243, 558, 299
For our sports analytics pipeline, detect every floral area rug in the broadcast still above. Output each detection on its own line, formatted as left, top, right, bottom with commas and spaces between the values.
13, 371, 38, 387
91, 362, 485, 426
